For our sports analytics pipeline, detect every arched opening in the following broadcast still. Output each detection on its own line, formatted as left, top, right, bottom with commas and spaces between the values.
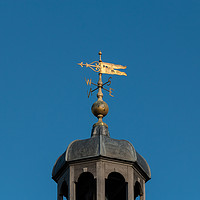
134, 181, 143, 200
60, 181, 68, 200
76, 172, 96, 200
105, 172, 127, 200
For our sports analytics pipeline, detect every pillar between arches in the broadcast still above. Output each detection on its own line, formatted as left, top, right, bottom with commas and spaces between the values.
128, 166, 134, 200
69, 165, 75, 200
96, 161, 105, 200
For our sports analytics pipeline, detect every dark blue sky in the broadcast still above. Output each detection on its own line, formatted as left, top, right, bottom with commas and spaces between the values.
0, 1, 200, 200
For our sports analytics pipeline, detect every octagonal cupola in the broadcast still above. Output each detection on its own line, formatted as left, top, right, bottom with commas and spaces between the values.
52, 52, 151, 200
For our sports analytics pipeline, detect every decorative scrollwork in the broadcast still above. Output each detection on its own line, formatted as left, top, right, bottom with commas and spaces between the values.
78, 61, 100, 73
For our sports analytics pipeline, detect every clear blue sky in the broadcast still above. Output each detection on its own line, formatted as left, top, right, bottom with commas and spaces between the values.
0, 1, 199, 199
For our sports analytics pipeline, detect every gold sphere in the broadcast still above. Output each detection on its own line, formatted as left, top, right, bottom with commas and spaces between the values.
91, 100, 109, 118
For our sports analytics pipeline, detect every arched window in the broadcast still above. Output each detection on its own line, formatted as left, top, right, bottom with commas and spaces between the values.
60, 181, 68, 200
105, 172, 127, 200
76, 172, 96, 200
134, 181, 143, 200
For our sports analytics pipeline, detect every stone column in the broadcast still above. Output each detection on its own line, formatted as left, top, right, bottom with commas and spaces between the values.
96, 161, 105, 200
140, 180, 145, 200
127, 166, 134, 200
69, 166, 75, 200
57, 185, 63, 200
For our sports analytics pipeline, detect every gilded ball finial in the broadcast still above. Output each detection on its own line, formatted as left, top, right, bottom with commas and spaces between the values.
92, 100, 108, 117
91, 100, 109, 127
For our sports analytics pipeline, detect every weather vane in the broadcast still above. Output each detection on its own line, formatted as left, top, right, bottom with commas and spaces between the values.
78, 51, 127, 128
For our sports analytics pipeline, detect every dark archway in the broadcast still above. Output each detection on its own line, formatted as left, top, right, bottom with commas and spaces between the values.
134, 181, 143, 200
76, 172, 96, 200
60, 181, 68, 200
105, 172, 127, 200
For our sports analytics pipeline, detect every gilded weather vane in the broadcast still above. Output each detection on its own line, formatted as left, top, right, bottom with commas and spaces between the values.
78, 51, 127, 127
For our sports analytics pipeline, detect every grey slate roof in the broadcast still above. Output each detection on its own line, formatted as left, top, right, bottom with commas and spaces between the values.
52, 125, 151, 181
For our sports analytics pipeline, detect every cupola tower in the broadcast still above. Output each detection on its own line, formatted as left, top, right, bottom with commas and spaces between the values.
52, 52, 151, 200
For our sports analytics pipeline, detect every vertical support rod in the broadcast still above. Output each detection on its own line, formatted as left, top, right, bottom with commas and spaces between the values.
97, 73, 103, 101
97, 50, 103, 101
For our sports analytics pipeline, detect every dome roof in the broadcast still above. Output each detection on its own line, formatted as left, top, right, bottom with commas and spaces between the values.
52, 125, 151, 181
